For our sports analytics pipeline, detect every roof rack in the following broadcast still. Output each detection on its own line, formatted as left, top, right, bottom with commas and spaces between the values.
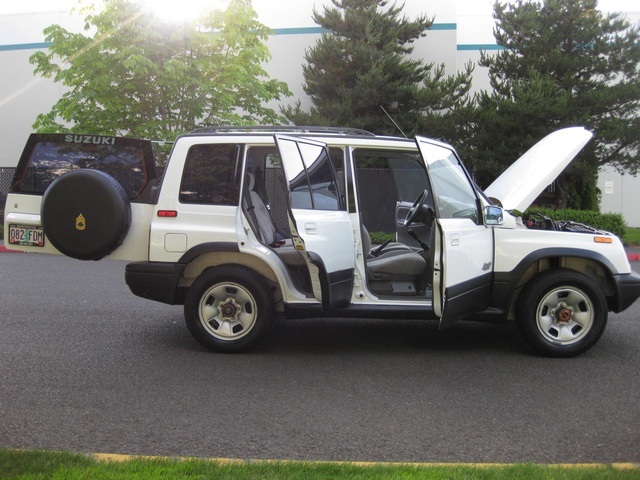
188, 125, 376, 136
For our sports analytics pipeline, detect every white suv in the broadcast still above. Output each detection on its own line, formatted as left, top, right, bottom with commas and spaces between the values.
5, 126, 640, 356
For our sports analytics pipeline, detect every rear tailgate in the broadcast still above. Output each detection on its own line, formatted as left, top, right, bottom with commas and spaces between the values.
4, 133, 157, 260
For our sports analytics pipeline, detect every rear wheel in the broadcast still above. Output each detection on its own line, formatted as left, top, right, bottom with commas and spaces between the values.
516, 269, 607, 357
184, 266, 274, 353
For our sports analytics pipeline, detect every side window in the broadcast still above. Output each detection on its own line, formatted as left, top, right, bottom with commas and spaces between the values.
278, 139, 313, 209
277, 138, 341, 211
179, 144, 240, 205
298, 142, 340, 211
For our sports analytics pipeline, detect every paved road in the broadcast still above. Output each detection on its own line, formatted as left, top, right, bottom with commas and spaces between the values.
1, 252, 639, 463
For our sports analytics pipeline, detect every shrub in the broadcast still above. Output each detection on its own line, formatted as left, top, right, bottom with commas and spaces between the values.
527, 208, 626, 238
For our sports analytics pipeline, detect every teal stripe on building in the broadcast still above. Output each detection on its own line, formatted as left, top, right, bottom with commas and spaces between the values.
457, 44, 505, 51
0, 42, 51, 51
272, 22, 456, 35
0, 24, 503, 52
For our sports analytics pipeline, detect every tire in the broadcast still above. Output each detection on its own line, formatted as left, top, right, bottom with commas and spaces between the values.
184, 266, 274, 353
41, 169, 131, 260
516, 269, 608, 358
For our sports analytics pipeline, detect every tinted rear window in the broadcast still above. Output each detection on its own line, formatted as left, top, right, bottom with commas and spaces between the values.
179, 144, 241, 205
12, 134, 155, 200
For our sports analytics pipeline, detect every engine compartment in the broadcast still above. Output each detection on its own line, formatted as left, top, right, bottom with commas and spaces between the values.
523, 212, 607, 234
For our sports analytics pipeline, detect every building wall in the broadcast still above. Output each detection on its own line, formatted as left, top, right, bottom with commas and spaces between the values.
598, 167, 640, 228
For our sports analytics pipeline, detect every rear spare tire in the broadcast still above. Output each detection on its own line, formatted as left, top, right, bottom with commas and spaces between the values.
41, 169, 131, 260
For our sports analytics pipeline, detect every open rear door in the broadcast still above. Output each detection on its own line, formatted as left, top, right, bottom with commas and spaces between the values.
415, 136, 494, 328
274, 135, 355, 310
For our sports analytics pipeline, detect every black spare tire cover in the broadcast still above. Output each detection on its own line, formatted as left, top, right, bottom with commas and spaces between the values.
41, 169, 131, 260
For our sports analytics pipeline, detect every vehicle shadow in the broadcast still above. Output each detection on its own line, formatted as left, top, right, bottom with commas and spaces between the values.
251, 316, 529, 356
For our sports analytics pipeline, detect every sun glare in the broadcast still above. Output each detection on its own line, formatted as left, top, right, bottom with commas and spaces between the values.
140, 0, 228, 23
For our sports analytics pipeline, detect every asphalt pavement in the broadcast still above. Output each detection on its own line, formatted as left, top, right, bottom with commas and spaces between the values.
0, 247, 639, 464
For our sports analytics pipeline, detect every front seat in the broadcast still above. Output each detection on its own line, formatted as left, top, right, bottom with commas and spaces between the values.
361, 228, 427, 295
361, 224, 415, 257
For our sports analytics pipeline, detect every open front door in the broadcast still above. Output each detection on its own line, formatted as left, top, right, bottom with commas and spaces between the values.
415, 137, 494, 328
274, 135, 355, 310
430, 217, 494, 328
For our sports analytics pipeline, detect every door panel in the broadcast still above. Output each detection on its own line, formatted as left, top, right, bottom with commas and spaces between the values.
433, 218, 494, 328
274, 135, 355, 309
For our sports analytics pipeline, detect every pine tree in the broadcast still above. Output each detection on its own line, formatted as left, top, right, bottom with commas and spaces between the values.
470, 0, 640, 209
282, 0, 473, 139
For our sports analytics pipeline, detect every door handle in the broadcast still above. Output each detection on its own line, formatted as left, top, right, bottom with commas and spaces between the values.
450, 233, 460, 246
305, 223, 317, 235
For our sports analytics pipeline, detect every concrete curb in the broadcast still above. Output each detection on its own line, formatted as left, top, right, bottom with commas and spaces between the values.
0, 243, 21, 253
90, 453, 640, 470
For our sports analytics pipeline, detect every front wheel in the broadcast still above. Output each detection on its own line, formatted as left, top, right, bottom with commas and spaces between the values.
184, 266, 274, 353
516, 269, 608, 357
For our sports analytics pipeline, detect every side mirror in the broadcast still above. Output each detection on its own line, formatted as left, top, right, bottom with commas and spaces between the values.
484, 205, 504, 226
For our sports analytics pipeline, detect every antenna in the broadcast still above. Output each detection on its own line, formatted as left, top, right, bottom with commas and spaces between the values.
379, 105, 408, 138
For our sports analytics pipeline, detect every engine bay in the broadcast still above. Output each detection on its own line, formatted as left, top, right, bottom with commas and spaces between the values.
522, 212, 607, 234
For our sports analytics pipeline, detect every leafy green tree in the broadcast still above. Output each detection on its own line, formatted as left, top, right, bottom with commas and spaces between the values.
282, 0, 473, 140
469, 0, 640, 209
30, 0, 290, 141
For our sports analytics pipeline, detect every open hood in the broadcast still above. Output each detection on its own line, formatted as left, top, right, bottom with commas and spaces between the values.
484, 127, 593, 212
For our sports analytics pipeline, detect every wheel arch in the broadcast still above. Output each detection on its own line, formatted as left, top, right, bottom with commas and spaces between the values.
177, 243, 285, 310
494, 248, 617, 320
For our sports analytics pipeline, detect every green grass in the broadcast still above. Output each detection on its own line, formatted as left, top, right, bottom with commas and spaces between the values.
1, 449, 638, 480
623, 227, 640, 246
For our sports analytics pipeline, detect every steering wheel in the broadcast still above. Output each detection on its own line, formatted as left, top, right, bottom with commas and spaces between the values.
404, 189, 429, 226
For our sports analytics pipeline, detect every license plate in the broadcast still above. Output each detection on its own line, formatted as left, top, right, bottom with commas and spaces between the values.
8, 224, 45, 247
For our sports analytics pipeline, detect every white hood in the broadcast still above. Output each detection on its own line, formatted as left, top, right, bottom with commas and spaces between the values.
484, 127, 593, 212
